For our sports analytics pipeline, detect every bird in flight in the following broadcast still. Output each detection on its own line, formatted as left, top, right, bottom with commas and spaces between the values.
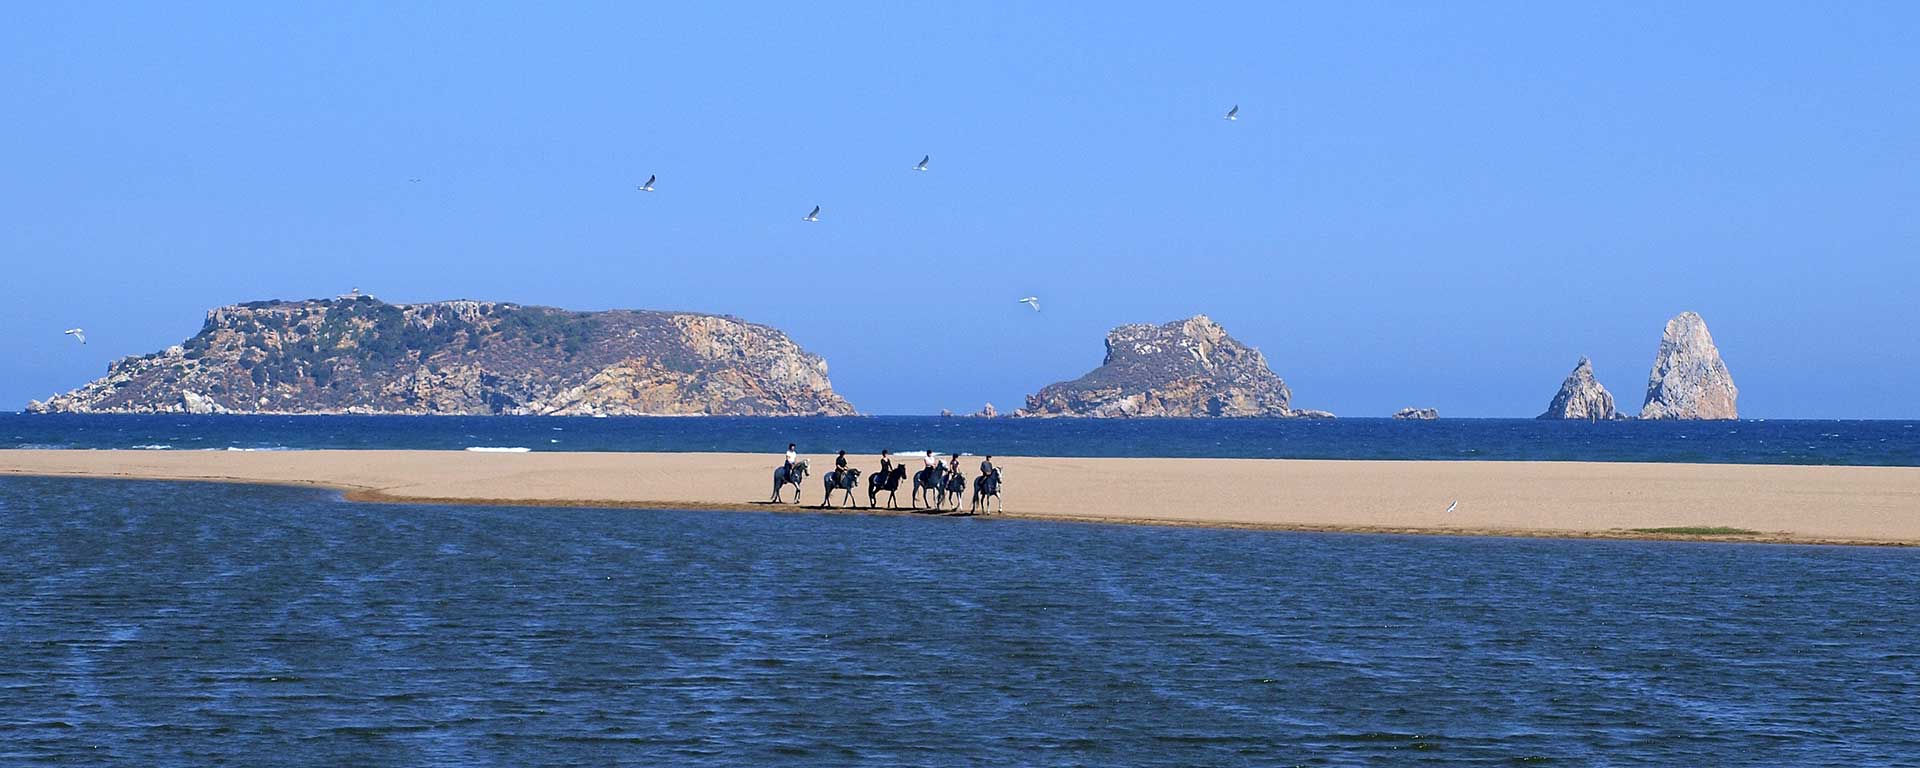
637, 174, 655, 192
913, 155, 929, 172
1445, 500, 1457, 513
64, 328, 86, 344
1018, 296, 1041, 311
802, 205, 821, 222
407, 177, 423, 183
1224, 105, 1239, 121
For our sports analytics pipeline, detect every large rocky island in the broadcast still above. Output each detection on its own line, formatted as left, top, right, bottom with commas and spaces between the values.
28, 296, 856, 416
1017, 315, 1328, 418
1640, 311, 1738, 420
1539, 357, 1618, 420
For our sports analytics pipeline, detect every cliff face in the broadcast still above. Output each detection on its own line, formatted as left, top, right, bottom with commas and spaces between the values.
1640, 312, 1738, 420
1018, 315, 1320, 418
28, 297, 856, 416
1539, 357, 1618, 420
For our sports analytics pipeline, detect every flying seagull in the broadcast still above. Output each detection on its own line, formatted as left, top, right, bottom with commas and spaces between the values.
63, 328, 86, 344
407, 177, 423, 183
1224, 105, 1239, 121
802, 205, 821, 222
1018, 296, 1040, 311
1445, 500, 1457, 513
637, 174, 655, 192
913, 155, 929, 172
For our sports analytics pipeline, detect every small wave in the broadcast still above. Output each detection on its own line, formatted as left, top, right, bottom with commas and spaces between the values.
223, 446, 293, 452
131, 444, 173, 450
465, 446, 532, 453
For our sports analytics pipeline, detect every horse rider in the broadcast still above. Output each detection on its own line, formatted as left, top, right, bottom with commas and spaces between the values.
923, 449, 938, 476
879, 449, 893, 478
784, 443, 798, 474
950, 453, 963, 479
979, 454, 996, 480
834, 450, 849, 484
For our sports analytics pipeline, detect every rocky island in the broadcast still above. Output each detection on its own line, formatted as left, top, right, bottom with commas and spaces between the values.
1640, 311, 1738, 420
1392, 408, 1439, 420
1539, 357, 1618, 420
28, 296, 856, 416
1017, 315, 1328, 418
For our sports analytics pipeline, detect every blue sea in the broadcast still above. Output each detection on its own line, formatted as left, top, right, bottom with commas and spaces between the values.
5, 413, 1920, 465
6, 415, 1920, 764
2, 476, 1916, 765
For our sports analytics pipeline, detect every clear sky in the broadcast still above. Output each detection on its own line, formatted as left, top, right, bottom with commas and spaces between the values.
4, 3, 1916, 417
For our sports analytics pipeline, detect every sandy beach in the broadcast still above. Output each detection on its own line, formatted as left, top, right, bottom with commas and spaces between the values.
4, 449, 1918, 546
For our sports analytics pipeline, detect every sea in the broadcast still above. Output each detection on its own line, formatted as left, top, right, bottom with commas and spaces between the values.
4, 414, 1919, 764
5, 413, 1920, 465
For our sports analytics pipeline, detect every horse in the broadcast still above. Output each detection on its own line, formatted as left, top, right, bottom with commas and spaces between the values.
867, 464, 908, 509
970, 468, 1003, 515
912, 464, 949, 508
770, 459, 809, 503
934, 468, 969, 510
820, 467, 862, 508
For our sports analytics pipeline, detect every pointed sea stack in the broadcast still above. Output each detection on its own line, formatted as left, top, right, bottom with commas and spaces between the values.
1639, 311, 1738, 420
1539, 357, 1617, 420
1017, 315, 1321, 418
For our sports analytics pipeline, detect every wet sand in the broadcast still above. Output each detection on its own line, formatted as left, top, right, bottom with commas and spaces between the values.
4, 450, 1918, 546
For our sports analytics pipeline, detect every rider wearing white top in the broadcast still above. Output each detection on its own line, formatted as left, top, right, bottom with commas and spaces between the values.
784, 444, 797, 471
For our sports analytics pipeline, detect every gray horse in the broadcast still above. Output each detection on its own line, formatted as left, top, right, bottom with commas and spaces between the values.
770, 459, 809, 503
970, 468, 1003, 515
911, 465, 945, 508
821, 467, 863, 508
934, 468, 968, 511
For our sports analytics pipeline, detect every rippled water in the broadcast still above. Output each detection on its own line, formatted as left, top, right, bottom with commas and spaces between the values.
3, 476, 1917, 765
7, 413, 1920, 465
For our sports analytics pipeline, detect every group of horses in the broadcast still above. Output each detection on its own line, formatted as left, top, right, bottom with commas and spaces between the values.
770, 458, 1003, 514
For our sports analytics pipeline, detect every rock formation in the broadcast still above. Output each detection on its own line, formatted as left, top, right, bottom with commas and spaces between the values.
1639, 312, 1738, 420
1017, 315, 1325, 418
28, 297, 856, 416
1392, 407, 1439, 420
1538, 357, 1618, 420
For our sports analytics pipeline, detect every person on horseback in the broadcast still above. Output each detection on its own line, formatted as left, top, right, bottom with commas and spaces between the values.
980, 455, 995, 479
784, 443, 797, 474
833, 450, 849, 485
923, 449, 938, 475
879, 449, 893, 478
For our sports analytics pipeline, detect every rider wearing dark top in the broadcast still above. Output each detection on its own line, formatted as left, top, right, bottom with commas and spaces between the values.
879, 449, 893, 477
980, 455, 995, 478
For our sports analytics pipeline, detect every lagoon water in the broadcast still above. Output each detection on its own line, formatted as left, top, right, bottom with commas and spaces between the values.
6, 413, 1920, 465
3, 476, 1917, 765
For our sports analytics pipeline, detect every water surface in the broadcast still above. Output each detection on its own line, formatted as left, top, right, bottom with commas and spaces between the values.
3, 476, 1916, 765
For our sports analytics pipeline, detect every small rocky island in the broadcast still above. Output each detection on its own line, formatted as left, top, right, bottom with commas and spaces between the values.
1539, 357, 1618, 420
1017, 315, 1329, 418
29, 296, 856, 416
1392, 408, 1439, 420
1640, 311, 1738, 420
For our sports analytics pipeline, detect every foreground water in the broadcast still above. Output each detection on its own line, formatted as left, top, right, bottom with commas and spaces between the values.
3, 477, 1916, 765
6, 413, 1920, 465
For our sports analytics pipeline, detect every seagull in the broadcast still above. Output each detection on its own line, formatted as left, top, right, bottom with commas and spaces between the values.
407, 177, 423, 183
63, 328, 86, 344
1018, 296, 1040, 311
802, 205, 821, 222
913, 155, 929, 172
637, 174, 655, 192
1445, 500, 1457, 513
1224, 105, 1239, 121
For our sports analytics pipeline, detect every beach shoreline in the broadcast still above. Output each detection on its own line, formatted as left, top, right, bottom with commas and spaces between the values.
4, 449, 1917, 547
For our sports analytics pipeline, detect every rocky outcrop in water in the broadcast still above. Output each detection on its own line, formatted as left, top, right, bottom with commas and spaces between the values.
1538, 357, 1618, 420
1639, 312, 1738, 420
1392, 407, 1439, 420
28, 296, 856, 416
1017, 315, 1324, 418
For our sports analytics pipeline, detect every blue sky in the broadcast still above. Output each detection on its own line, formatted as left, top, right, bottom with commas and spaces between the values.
3, 3, 1916, 417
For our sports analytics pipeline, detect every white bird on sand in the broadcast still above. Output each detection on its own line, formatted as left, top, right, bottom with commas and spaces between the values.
802, 205, 821, 222
64, 328, 86, 344
1445, 500, 1457, 513
637, 174, 655, 192
1224, 104, 1239, 121
913, 155, 929, 172
1018, 296, 1040, 311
